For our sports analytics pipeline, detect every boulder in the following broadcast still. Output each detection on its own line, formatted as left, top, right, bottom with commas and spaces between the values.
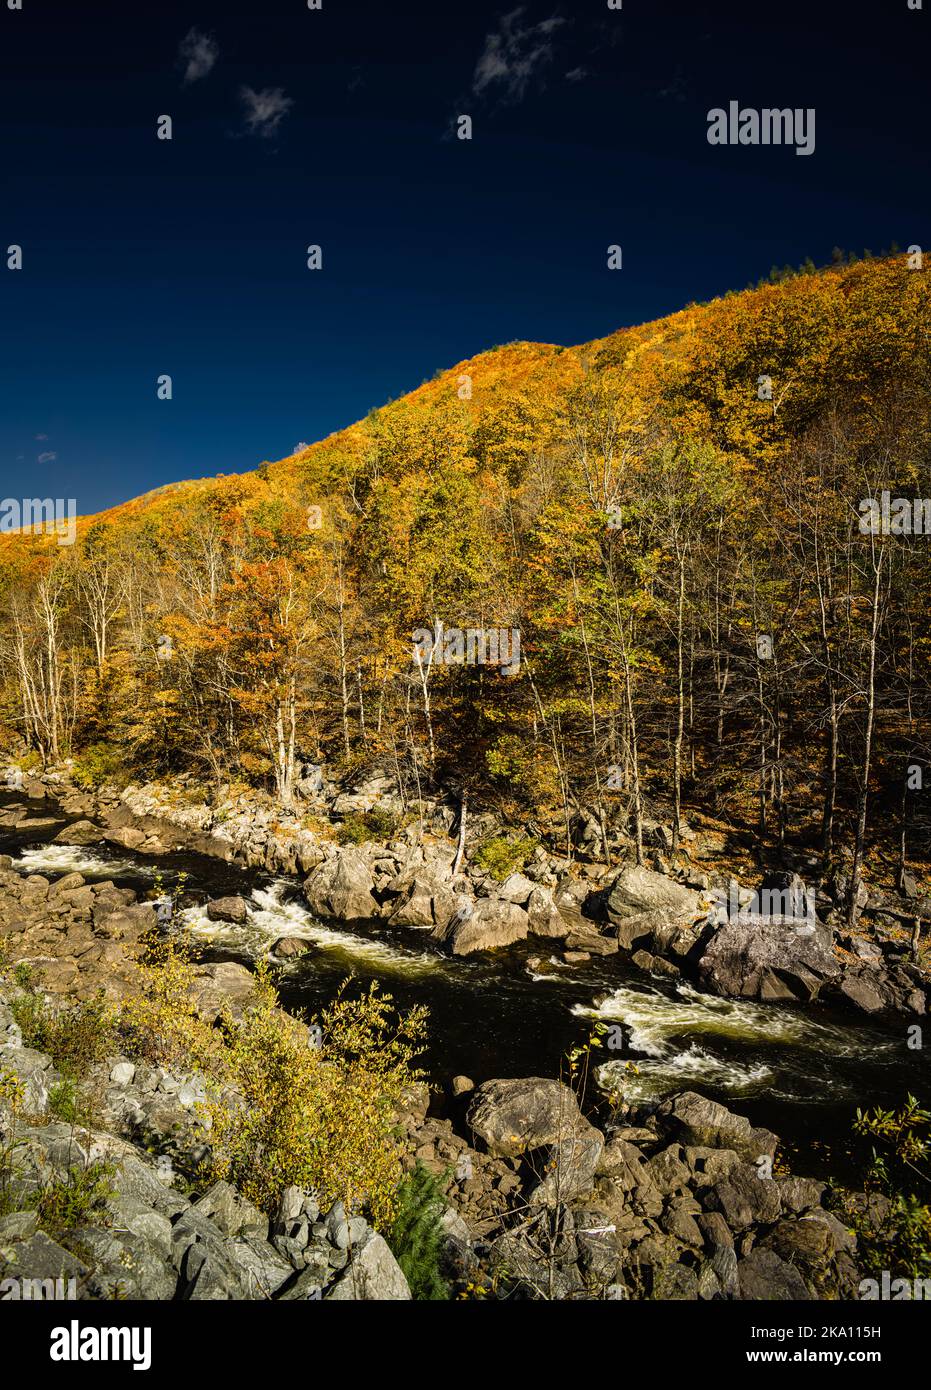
496, 873, 535, 905
657, 1092, 778, 1163
838, 973, 886, 1015
467, 1077, 587, 1157
526, 885, 572, 940
737, 1246, 813, 1300
433, 898, 528, 956
606, 866, 700, 925
205, 896, 250, 925
703, 1163, 782, 1230
104, 826, 147, 851
271, 936, 310, 959
303, 849, 379, 921
529, 1123, 605, 1206
187, 962, 257, 1023
324, 1230, 411, 1300
699, 909, 839, 1002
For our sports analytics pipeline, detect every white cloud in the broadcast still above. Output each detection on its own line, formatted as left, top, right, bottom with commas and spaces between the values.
35, 432, 48, 441
179, 28, 219, 85
472, 8, 565, 105
239, 86, 293, 139
37, 451, 57, 464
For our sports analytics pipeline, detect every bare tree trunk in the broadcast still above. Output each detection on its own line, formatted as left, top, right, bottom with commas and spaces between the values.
848, 545, 886, 928
452, 792, 468, 877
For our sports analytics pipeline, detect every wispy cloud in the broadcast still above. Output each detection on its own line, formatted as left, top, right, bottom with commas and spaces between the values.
240, 86, 295, 139
565, 66, 587, 82
178, 28, 219, 85
472, 8, 565, 105
239, 86, 293, 139
35, 432, 48, 441
37, 451, 57, 464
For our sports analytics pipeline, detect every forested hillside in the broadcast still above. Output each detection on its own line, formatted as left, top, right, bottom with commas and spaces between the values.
2, 256, 930, 911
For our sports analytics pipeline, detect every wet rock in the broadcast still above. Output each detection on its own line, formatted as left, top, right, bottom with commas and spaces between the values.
206, 896, 250, 925
271, 936, 310, 959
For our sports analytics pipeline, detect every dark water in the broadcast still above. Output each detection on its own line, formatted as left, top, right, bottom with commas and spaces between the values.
2, 791, 929, 1180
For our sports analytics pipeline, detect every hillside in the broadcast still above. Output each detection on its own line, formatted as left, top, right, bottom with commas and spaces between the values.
1, 256, 929, 904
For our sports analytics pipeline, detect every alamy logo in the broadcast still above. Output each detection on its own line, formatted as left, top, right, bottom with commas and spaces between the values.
50, 1320, 152, 1371
858, 491, 931, 536
1, 1276, 76, 1300
412, 624, 521, 675
707, 102, 815, 157
0, 497, 77, 546
859, 1272, 931, 1300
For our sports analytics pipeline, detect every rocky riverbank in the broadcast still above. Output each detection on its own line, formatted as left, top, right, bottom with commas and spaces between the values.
0, 763, 926, 1300
2, 764, 927, 1025
0, 975, 875, 1301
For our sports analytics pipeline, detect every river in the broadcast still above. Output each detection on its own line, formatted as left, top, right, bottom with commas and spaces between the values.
2, 792, 928, 1182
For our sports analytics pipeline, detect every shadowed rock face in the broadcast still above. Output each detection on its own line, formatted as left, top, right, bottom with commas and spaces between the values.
604, 866, 702, 952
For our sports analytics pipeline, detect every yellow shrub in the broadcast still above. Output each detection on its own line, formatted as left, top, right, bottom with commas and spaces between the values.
118, 935, 226, 1080
201, 970, 427, 1226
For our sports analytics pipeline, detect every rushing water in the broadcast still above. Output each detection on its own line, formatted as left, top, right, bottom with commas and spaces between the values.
2, 791, 928, 1179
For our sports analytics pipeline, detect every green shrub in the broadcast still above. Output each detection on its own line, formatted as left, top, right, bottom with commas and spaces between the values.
201, 972, 427, 1226
387, 1162, 451, 1299
838, 1095, 931, 1280
336, 807, 402, 845
30, 1163, 115, 1242
11, 988, 117, 1084
119, 935, 428, 1227
72, 741, 127, 790
472, 835, 537, 881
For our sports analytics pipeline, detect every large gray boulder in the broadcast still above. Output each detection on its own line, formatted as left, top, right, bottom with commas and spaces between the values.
206, 896, 250, 925
605, 867, 701, 950
526, 885, 572, 940
53, 819, 104, 846
387, 871, 458, 930
699, 911, 839, 1002
324, 1230, 411, 1300
467, 1077, 588, 1158
303, 849, 379, 921
656, 1092, 778, 1163
606, 865, 700, 923
432, 898, 528, 955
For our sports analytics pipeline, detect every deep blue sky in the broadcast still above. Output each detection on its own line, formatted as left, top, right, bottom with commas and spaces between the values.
1, 0, 928, 515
